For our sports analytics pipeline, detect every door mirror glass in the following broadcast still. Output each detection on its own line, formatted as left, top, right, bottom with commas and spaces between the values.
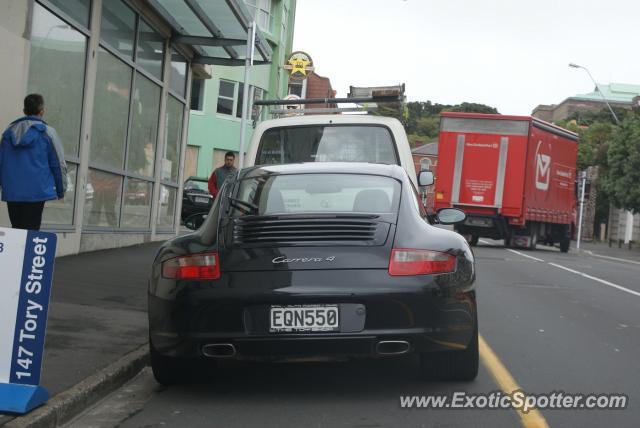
184, 213, 207, 230
437, 208, 466, 225
418, 170, 434, 186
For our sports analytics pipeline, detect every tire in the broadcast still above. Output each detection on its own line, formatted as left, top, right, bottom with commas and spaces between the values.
560, 237, 570, 253
150, 342, 183, 386
418, 322, 479, 381
469, 235, 479, 246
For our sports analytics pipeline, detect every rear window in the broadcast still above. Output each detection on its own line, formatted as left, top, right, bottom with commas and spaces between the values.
256, 125, 398, 165
229, 174, 400, 216
184, 179, 208, 192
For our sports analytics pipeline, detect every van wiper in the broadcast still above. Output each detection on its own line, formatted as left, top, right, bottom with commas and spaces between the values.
226, 196, 259, 215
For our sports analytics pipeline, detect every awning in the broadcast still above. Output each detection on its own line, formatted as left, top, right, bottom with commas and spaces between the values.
147, 0, 272, 66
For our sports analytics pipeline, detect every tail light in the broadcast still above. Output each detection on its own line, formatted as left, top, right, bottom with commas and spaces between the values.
161, 252, 220, 280
388, 249, 456, 276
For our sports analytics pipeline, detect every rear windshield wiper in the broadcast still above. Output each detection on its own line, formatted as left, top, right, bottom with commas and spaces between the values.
226, 196, 259, 215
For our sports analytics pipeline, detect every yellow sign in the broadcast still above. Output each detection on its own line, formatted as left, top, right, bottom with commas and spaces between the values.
283, 51, 314, 81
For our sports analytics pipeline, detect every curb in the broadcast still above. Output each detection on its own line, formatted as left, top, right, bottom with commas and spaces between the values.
5, 344, 149, 428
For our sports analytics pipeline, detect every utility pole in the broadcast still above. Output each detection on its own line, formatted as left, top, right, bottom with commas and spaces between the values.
576, 170, 587, 250
238, 21, 256, 170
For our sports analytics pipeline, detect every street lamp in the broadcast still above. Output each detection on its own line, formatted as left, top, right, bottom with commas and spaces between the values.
568, 63, 620, 125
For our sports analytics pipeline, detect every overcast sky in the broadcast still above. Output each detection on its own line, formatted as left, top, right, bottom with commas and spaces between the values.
292, 0, 639, 115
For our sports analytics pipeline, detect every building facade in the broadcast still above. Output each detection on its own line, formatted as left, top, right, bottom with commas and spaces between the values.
186, 0, 296, 178
0, 0, 272, 256
532, 83, 640, 123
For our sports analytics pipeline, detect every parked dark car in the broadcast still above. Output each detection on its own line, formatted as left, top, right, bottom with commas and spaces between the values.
149, 163, 476, 385
181, 176, 213, 222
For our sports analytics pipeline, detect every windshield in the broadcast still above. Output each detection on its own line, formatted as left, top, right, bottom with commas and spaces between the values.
256, 125, 398, 165
229, 173, 400, 216
184, 179, 208, 192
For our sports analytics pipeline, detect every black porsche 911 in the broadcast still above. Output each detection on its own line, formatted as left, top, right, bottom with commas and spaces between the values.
148, 163, 477, 384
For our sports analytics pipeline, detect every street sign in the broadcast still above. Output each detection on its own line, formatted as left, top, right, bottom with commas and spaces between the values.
0, 227, 56, 414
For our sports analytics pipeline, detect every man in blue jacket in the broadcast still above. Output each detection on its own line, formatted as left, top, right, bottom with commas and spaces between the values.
0, 94, 67, 230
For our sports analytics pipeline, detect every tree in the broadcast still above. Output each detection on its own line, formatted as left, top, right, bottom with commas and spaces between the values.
445, 102, 498, 114
605, 114, 640, 213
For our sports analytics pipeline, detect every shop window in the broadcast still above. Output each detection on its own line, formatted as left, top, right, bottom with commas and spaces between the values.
84, 169, 123, 227
47, 0, 91, 29
136, 19, 164, 81
121, 178, 152, 228
169, 50, 187, 98
163, 96, 184, 183
42, 163, 78, 226
90, 48, 132, 170
100, 0, 136, 59
28, 3, 87, 158
127, 73, 160, 177
157, 185, 177, 230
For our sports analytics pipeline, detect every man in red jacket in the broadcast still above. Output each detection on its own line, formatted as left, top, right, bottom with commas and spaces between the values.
208, 151, 237, 198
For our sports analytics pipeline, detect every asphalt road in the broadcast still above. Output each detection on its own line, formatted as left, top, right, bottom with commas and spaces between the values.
67, 242, 639, 428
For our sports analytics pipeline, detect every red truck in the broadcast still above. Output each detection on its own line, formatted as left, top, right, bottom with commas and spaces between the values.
434, 112, 578, 252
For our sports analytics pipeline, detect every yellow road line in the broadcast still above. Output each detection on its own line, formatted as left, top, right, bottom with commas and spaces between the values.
479, 334, 549, 428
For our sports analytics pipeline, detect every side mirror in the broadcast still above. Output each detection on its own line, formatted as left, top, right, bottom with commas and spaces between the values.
418, 170, 434, 186
436, 208, 466, 225
184, 213, 207, 230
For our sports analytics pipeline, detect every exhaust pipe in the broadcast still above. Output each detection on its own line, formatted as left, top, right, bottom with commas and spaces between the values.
202, 343, 236, 358
376, 340, 410, 355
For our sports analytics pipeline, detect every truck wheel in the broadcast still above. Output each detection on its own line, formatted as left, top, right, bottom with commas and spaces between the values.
470, 235, 479, 246
529, 232, 537, 250
560, 237, 570, 253
418, 322, 479, 381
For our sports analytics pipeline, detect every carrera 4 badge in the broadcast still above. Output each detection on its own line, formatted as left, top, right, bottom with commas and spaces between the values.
272, 256, 336, 264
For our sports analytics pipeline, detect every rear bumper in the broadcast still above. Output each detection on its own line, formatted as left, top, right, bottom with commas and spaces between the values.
148, 270, 477, 360
455, 214, 509, 239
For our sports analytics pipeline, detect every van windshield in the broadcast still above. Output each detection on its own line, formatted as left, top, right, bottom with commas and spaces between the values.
256, 125, 398, 165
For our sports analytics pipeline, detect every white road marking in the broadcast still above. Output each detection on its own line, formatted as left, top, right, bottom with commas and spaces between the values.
506, 249, 545, 262
479, 239, 496, 246
548, 262, 640, 298
583, 250, 640, 266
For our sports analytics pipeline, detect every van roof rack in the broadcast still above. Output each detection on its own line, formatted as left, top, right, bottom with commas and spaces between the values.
254, 86, 405, 117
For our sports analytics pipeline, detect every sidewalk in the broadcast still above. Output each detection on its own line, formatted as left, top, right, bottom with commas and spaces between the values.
0, 241, 163, 426
575, 240, 640, 263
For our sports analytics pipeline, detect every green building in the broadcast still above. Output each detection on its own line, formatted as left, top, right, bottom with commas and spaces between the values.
185, 0, 297, 179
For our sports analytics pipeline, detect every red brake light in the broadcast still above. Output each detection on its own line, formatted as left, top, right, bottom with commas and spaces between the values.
388, 249, 456, 276
162, 252, 220, 280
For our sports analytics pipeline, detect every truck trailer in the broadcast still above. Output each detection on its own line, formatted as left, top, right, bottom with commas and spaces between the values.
434, 112, 578, 252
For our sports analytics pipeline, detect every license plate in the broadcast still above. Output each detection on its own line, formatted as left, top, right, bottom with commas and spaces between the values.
195, 196, 209, 204
269, 305, 339, 333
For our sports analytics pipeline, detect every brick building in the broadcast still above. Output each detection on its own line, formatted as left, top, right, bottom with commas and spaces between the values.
412, 142, 438, 211
287, 71, 336, 110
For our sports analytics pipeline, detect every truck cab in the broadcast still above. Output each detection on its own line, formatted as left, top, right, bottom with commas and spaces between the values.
243, 114, 418, 189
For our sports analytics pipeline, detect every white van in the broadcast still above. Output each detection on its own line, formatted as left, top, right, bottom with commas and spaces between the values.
243, 114, 418, 188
